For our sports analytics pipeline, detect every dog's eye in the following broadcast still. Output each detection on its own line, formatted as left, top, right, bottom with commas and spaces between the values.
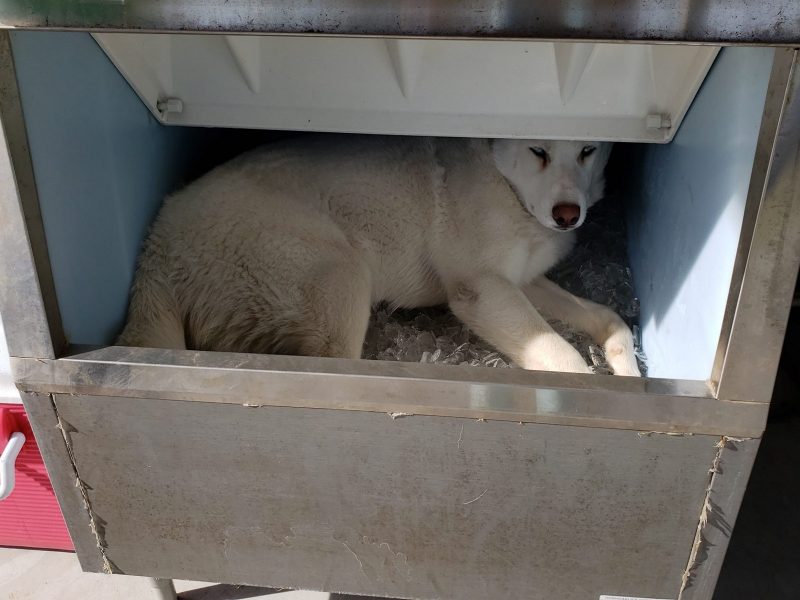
580, 145, 597, 160
529, 147, 549, 163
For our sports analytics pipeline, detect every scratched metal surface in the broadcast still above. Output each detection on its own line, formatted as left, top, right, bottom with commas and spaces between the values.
0, 1, 797, 44
50, 393, 719, 599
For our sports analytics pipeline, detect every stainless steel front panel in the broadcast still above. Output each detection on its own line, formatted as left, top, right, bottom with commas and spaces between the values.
27, 390, 727, 600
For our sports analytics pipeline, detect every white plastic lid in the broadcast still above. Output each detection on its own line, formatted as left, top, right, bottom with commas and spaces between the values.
94, 34, 718, 143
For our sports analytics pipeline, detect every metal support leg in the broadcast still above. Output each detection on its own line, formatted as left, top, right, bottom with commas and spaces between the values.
148, 578, 177, 600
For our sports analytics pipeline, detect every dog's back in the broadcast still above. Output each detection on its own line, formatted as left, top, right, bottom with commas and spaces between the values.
118, 135, 584, 367
119, 136, 462, 354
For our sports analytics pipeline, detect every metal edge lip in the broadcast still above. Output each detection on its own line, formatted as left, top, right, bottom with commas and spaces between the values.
4, 29, 799, 47
57, 345, 713, 398
3, 29, 799, 47
11, 351, 768, 437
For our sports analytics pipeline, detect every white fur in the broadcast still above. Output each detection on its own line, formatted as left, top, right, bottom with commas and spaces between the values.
118, 135, 640, 376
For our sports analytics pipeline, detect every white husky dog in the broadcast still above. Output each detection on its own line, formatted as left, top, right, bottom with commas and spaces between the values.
119, 135, 640, 376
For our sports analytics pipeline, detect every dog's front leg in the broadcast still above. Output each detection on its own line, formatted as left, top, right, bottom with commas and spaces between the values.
447, 274, 591, 374
522, 277, 641, 377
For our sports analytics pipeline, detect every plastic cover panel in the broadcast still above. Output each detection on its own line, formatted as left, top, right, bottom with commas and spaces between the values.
94, 34, 718, 143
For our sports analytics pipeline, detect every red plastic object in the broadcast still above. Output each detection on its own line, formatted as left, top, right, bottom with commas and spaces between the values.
0, 403, 73, 551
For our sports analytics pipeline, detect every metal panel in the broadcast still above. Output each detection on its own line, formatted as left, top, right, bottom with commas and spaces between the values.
48, 392, 723, 600
0, 1, 797, 44
17, 392, 105, 571
11, 348, 768, 438
678, 438, 761, 600
716, 49, 800, 403
0, 31, 64, 359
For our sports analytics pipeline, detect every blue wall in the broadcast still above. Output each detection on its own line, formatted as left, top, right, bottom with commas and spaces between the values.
625, 47, 774, 380
10, 31, 211, 346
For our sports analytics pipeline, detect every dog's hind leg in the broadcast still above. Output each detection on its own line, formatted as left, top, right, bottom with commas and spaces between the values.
447, 273, 591, 373
297, 256, 372, 360
117, 277, 186, 350
523, 276, 641, 377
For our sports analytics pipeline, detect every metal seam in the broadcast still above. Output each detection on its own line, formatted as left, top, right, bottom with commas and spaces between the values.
50, 393, 115, 574
677, 435, 750, 598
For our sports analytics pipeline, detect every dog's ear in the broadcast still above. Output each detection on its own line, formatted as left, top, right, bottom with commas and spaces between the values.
594, 142, 614, 170
587, 143, 613, 206
489, 138, 506, 162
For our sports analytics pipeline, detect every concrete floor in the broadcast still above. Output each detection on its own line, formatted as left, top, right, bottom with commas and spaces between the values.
0, 548, 326, 600
0, 547, 398, 600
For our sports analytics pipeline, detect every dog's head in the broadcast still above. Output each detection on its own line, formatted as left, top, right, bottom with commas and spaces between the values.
492, 139, 612, 232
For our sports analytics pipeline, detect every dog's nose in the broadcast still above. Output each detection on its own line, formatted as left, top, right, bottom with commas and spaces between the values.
552, 203, 581, 229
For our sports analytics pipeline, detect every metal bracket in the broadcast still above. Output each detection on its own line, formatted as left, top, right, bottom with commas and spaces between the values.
646, 113, 672, 130
156, 97, 183, 119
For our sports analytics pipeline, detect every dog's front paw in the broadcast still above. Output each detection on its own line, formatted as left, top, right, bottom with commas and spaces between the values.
610, 358, 641, 377
604, 332, 642, 377
521, 335, 593, 374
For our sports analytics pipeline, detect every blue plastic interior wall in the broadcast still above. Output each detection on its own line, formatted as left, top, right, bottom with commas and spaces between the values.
9, 31, 213, 346
624, 47, 774, 380
10, 32, 775, 381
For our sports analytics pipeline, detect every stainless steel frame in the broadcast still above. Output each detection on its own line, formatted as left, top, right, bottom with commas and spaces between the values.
0, 7, 798, 600
0, 32, 64, 360
714, 48, 800, 403
3, 46, 797, 439
0, 0, 797, 44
